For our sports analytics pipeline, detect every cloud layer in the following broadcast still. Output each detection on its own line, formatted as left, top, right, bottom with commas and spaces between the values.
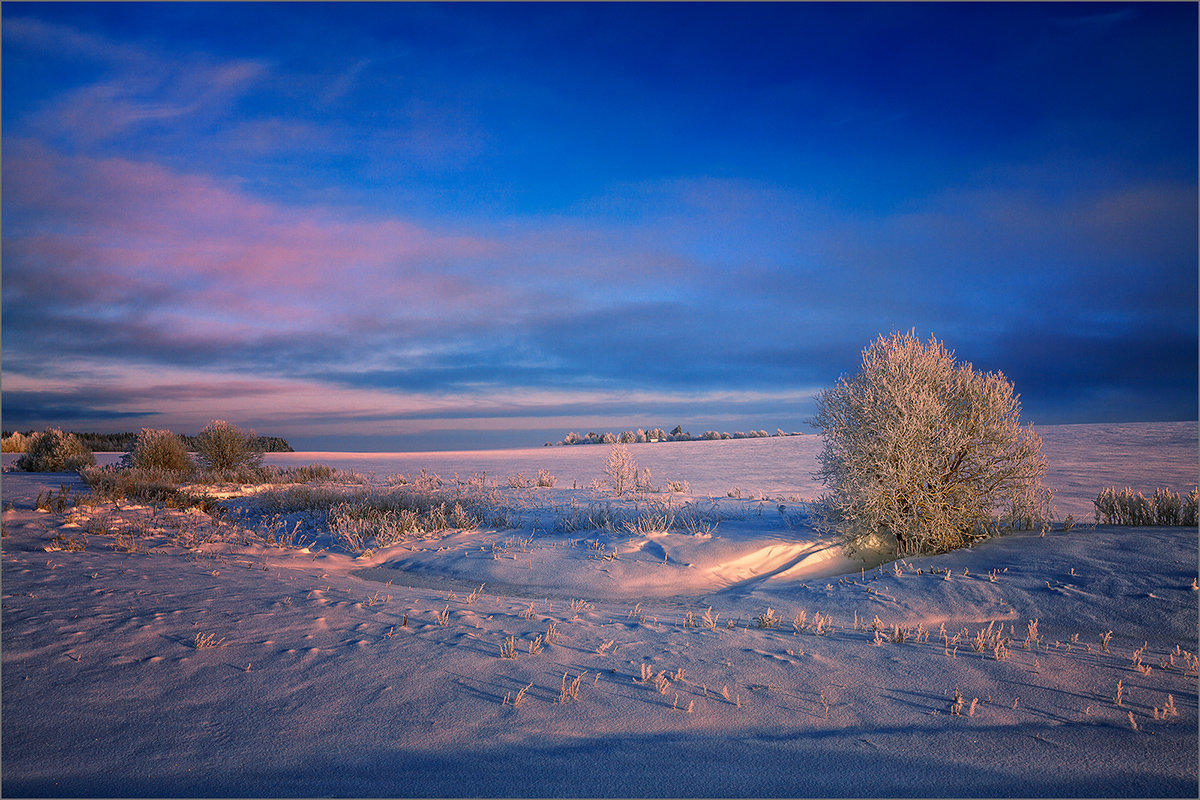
3, 4, 1196, 449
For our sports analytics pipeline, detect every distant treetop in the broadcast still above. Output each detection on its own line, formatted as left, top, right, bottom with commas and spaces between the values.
2, 429, 294, 453
547, 427, 800, 446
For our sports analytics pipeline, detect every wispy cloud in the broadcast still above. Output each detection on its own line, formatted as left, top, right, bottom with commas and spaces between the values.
3, 4, 1195, 446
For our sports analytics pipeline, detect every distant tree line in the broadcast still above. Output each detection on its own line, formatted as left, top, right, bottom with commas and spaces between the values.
2, 429, 294, 453
547, 426, 802, 446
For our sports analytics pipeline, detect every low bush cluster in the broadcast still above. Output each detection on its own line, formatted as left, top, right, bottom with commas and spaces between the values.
2, 431, 31, 453
79, 466, 222, 513
11, 429, 95, 472
80, 462, 364, 504
3, 429, 294, 452
243, 475, 514, 554
1093, 486, 1198, 526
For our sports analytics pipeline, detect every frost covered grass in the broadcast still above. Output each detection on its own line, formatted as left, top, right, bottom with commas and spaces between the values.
79, 462, 369, 506
227, 470, 730, 557
1094, 486, 1198, 526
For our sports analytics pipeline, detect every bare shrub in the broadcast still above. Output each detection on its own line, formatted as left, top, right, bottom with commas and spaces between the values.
636, 467, 654, 493
811, 331, 1048, 557
507, 473, 534, 489
12, 429, 95, 472
195, 420, 264, 472
604, 443, 638, 495
122, 428, 194, 473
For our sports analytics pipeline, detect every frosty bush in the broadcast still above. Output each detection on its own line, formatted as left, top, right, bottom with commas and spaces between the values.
2, 432, 30, 453
812, 331, 1048, 557
636, 467, 655, 493
604, 443, 638, 495
122, 428, 194, 473
12, 429, 95, 472
195, 420, 264, 472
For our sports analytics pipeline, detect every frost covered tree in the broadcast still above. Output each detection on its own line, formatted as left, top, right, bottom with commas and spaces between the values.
123, 428, 194, 472
2, 431, 31, 453
811, 331, 1049, 557
13, 429, 95, 472
195, 420, 264, 473
604, 443, 638, 495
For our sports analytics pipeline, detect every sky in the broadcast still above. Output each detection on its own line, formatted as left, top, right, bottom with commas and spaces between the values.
2, 2, 1196, 451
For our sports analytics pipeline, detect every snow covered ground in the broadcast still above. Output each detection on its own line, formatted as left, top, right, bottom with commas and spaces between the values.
2, 421, 1196, 797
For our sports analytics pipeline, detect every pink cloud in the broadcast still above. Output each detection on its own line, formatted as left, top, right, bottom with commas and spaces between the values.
4, 139, 503, 337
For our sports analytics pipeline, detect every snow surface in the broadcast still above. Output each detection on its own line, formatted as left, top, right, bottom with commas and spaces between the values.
2, 421, 1196, 797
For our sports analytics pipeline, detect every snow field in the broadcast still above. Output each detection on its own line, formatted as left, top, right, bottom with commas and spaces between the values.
2, 453, 1197, 797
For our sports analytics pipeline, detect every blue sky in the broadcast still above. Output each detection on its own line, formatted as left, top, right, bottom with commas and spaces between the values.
3, 2, 1196, 451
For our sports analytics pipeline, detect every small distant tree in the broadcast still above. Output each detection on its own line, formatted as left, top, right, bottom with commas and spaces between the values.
811, 331, 1049, 558
605, 443, 638, 495
636, 467, 654, 493
122, 428, 194, 472
195, 420, 264, 472
13, 429, 95, 472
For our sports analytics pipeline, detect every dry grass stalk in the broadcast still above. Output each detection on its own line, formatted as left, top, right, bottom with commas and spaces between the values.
756, 607, 781, 629
557, 671, 586, 704
503, 681, 534, 707
500, 636, 518, 659
194, 632, 226, 649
